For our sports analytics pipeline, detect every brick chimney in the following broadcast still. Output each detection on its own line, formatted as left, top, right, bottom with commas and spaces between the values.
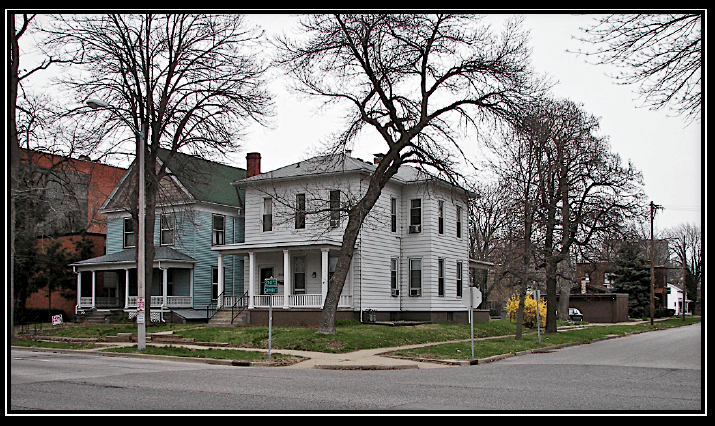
246, 152, 261, 178
373, 153, 384, 164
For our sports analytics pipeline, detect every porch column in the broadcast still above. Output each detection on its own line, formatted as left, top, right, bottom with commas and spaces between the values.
91, 271, 96, 308
124, 269, 129, 309
76, 271, 82, 308
217, 253, 224, 308
283, 250, 290, 309
162, 266, 168, 308
321, 248, 329, 307
248, 252, 255, 309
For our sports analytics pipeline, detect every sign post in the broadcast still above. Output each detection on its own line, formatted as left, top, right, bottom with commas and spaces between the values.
264, 277, 278, 360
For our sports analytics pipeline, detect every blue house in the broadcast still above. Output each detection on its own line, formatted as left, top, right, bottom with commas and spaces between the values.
70, 148, 246, 323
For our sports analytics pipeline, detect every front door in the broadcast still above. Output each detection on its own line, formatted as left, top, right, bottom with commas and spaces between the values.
260, 267, 274, 295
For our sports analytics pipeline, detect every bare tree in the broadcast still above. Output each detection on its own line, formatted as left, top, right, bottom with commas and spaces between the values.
663, 222, 701, 311
42, 13, 272, 326
488, 97, 645, 334
573, 13, 702, 123
273, 14, 549, 334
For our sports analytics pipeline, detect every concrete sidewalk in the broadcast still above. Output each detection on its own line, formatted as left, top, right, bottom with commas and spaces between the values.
17, 318, 690, 370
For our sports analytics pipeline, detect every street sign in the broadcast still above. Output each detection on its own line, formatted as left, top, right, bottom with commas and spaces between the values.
264, 278, 278, 294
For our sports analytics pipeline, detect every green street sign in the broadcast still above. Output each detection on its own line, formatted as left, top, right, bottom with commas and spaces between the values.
264, 277, 278, 294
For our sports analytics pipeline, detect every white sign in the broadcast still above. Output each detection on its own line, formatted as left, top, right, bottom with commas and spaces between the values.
136, 297, 145, 324
52, 314, 63, 325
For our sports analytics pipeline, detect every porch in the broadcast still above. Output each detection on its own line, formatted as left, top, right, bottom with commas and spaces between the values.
70, 247, 197, 314
213, 239, 353, 310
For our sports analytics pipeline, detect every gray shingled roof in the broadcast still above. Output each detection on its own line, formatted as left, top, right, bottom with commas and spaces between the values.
72, 246, 196, 265
234, 154, 430, 185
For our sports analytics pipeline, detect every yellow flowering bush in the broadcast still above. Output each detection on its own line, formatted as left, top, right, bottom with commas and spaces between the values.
505, 293, 547, 328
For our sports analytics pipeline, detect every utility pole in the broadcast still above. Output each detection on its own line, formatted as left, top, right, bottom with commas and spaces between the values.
649, 201, 662, 326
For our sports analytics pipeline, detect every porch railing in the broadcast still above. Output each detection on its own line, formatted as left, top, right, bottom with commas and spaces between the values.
80, 296, 193, 309
252, 294, 352, 308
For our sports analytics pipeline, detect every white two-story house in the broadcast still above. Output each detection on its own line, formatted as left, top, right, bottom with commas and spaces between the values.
212, 152, 491, 325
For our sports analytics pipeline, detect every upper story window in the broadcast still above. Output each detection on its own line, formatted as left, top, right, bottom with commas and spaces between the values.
262, 197, 273, 232
295, 193, 306, 229
390, 257, 399, 296
160, 213, 175, 246
438, 200, 444, 234
409, 199, 421, 233
456, 205, 462, 238
330, 190, 340, 228
390, 197, 397, 233
123, 217, 135, 248
212, 214, 225, 245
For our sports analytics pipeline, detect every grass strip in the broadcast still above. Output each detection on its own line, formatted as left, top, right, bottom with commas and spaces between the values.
102, 345, 295, 361
383, 318, 701, 361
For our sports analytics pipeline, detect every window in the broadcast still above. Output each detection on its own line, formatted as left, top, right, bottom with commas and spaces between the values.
409, 258, 422, 296
212, 214, 225, 245
390, 258, 399, 296
263, 198, 272, 232
123, 217, 136, 248
409, 199, 421, 233
438, 200, 444, 234
330, 190, 340, 228
456, 261, 463, 298
329, 256, 338, 283
295, 193, 306, 229
438, 258, 445, 296
293, 256, 306, 294
160, 213, 174, 246
391, 197, 397, 233
456, 206, 462, 238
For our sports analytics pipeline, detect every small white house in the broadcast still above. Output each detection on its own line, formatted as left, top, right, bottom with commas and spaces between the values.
212, 152, 491, 325
666, 283, 691, 315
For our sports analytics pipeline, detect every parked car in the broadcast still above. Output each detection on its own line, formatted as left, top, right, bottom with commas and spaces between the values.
568, 307, 584, 322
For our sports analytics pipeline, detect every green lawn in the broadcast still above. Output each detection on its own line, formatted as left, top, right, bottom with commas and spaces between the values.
13, 317, 700, 362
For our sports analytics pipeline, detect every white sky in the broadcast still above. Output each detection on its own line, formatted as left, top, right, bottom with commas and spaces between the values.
16, 12, 703, 233
233, 13, 703, 233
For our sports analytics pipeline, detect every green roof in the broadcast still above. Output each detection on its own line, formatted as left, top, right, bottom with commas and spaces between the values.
156, 148, 245, 207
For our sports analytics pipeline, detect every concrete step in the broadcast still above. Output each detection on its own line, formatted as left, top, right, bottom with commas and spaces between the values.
207, 308, 249, 327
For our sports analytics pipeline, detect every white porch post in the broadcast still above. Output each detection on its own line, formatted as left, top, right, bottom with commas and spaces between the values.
91, 271, 96, 308
76, 271, 82, 308
321, 248, 329, 306
283, 250, 290, 309
248, 252, 255, 309
124, 269, 129, 308
162, 266, 168, 308
217, 253, 224, 308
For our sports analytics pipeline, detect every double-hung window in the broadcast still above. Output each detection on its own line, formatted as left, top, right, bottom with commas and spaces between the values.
295, 193, 306, 229
391, 197, 397, 233
390, 258, 399, 296
456, 261, 463, 298
438, 200, 444, 234
293, 256, 306, 294
329, 190, 340, 228
456, 206, 462, 238
212, 214, 225, 245
263, 198, 273, 232
123, 217, 136, 248
160, 213, 175, 246
409, 199, 421, 233
409, 258, 422, 296
438, 258, 445, 296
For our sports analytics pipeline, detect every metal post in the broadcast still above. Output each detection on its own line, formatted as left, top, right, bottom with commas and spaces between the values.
268, 293, 272, 360
137, 127, 146, 350
649, 201, 655, 326
470, 287, 474, 361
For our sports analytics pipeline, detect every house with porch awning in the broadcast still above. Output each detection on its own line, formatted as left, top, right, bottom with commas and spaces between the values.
70, 148, 246, 323
212, 152, 492, 325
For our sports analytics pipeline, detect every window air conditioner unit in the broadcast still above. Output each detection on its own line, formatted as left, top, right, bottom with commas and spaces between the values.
410, 288, 421, 297
409, 224, 421, 234
391, 289, 399, 297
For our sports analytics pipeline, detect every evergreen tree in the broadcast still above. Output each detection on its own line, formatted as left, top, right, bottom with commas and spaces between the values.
611, 243, 652, 318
